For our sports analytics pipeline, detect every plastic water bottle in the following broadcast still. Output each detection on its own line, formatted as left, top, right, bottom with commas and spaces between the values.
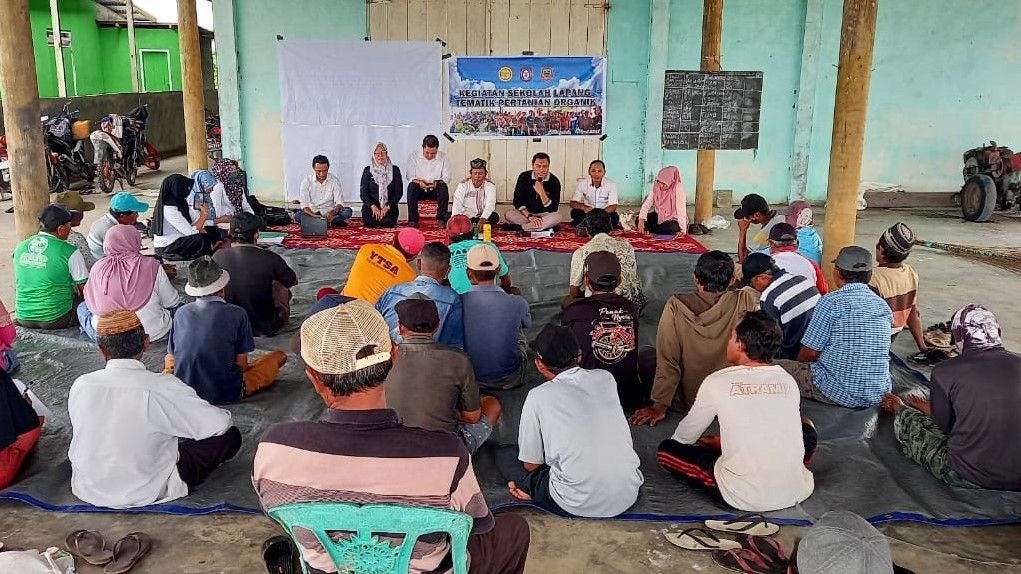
483, 222, 492, 242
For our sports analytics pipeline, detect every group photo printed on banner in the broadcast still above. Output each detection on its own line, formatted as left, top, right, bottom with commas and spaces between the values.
448, 55, 606, 138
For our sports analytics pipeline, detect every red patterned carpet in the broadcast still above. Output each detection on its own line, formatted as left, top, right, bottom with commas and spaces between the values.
275, 218, 708, 254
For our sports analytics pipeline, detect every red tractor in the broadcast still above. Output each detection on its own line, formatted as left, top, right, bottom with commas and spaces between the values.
960, 141, 1021, 222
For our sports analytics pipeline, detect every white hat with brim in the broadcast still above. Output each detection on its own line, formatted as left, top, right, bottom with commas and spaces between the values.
185, 269, 231, 297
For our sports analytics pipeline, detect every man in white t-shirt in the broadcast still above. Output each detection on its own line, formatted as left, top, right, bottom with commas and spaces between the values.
406, 135, 453, 227
570, 160, 620, 228
656, 310, 816, 512
495, 323, 643, 518
295, 155, 352, 228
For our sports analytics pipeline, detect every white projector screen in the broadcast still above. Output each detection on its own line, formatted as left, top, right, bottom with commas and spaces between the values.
278, 40, 442, 203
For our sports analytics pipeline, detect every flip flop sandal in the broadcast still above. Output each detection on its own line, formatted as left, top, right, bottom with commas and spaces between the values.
262, 535, 298, 574
706, 514, 781, 537
711, 547, 777, 574
65, 529, 114, 565
104, 532, 152, 573
739, 534, 788, 566
664, 527, 742, 551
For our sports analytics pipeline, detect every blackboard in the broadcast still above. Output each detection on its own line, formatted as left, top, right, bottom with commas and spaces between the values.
661, 70, 763, 150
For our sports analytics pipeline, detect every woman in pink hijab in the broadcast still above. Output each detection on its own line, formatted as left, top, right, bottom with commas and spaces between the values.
638, 166, 687, 235
79, 225, 182, 342
0, 299, 17, 374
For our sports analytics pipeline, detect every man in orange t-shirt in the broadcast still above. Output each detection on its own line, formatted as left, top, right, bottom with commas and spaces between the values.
340, 229, 425, 304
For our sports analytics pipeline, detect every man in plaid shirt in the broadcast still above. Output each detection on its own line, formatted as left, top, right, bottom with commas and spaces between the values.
776, 246, 892, 407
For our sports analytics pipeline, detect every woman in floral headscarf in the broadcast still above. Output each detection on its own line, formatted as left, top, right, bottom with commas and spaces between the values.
360, 143, 403, 228
881, 305, 1021, 490
209, 159, 254, 219
785, 201, 822, 264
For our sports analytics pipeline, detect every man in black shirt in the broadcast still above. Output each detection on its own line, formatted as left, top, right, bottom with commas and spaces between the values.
561, 251, 654, 411
213, 213, 298, 337
504, 152, 563, 232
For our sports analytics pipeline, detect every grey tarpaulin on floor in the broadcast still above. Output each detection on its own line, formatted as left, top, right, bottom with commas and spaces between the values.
2, 247, 1020, 526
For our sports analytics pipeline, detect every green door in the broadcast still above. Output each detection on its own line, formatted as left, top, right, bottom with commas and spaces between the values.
140, 51, 172, 92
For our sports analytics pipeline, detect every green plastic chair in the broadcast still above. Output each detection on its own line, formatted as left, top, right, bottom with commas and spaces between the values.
267, 502, 473, 574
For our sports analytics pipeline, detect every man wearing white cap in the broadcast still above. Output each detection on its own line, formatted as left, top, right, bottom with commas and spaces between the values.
254, 300, 529, 574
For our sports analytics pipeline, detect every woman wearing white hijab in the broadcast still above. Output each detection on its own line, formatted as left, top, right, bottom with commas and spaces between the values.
360, 143, 403, 228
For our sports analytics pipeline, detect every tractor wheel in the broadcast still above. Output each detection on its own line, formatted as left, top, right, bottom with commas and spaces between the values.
960, 174, 997, 222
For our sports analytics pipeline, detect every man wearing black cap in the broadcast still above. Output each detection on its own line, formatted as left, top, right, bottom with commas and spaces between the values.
213, 213, 298, 337
12, 204, 90, 329
768, 222, 828, 295
871, 222, 927, 354
775, 246, 893, 408
495, 323, 643, 518
734, 193, 785, 263
740, 253, 820, 360
385, 293, 502, 453
562, 251, 655, 411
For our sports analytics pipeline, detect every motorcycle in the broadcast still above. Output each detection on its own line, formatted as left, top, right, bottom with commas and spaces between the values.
42, 101, 95, 192
205, 109, 222, 160
0, 136, 10, 200
123, 104, 160, 176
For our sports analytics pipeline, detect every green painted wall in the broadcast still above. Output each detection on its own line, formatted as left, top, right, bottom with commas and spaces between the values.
29, 0, 106, 98
215, 0, 367, 198
99, 27, 185, 94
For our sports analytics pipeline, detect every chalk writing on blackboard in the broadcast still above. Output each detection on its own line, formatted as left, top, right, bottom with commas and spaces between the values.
662, 70, 763, 150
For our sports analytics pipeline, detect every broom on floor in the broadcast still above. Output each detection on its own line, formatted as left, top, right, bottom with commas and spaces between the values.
913, 239, 1021, 274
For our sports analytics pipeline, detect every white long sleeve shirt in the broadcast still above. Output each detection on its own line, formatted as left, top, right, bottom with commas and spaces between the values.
210, 182, 255, 218
153, 206, 200, 249
68, 359, 233, 508
572, 177, 619, 209
299, 173, 345, 214
452, 179, 497, 220
406, 150, 451, 184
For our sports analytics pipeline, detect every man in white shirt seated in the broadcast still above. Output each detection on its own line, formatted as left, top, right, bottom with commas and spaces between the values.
452, 158, 499, 228
68, 310, 241, 509
294, 155, 352, 228
656, 311, 816, 512
570, 160, 620, 229
406, 135, 452, 228
495, 323, 643, 518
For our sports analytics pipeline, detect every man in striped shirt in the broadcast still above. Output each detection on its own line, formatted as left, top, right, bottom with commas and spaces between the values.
253, 300, 529, 574
740, 253, 821, 360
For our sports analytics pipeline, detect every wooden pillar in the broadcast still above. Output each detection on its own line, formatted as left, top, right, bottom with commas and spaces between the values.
50, 0, 67, 97
126, 0, 140, 93
821, 0, 879, 285
1, 0, 52, 239
693, 0, 722, 227
177, 0, 208, 172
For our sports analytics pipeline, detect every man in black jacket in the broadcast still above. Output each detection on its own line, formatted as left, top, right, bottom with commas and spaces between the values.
504, 152, 562, 232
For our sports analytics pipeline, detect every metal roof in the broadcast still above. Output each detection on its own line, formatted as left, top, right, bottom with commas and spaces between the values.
93, 0, 159, 25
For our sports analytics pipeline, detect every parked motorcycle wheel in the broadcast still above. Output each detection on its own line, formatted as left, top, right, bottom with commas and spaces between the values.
960, 174, 997, 222
48, 163, 69, 193
98, 160, 116, 194
126, 162, 138, 186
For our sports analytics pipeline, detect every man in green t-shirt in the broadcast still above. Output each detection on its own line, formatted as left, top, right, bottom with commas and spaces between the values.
444, 215, 516, 295
13, 205, 90, 329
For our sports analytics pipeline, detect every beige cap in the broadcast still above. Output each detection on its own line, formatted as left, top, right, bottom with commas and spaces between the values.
467, 243, 499, 271
300, 299, 392, 375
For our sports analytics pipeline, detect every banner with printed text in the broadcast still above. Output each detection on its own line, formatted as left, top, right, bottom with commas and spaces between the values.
447, 56, 605, 139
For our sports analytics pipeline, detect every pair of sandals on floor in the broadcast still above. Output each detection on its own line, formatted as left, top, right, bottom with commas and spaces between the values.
667, 514, 786, 573
65, 530, 150, 573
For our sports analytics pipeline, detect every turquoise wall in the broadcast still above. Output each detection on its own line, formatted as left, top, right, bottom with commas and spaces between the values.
220, 0, 1021, 203
214, 0, 367, 198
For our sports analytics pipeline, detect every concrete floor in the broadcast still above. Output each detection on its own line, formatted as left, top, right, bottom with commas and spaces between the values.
1, 157, 1020, 572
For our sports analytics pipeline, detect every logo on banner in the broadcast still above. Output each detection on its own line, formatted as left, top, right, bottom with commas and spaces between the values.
540, 67, 554, 81
498, 66, 513, 82
520, 67, 533, 82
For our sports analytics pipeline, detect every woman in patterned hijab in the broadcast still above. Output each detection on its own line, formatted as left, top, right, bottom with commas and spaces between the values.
951, 304, 1003, 354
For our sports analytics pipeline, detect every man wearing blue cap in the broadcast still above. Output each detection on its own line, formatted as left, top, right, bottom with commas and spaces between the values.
87, 192, 150, 260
